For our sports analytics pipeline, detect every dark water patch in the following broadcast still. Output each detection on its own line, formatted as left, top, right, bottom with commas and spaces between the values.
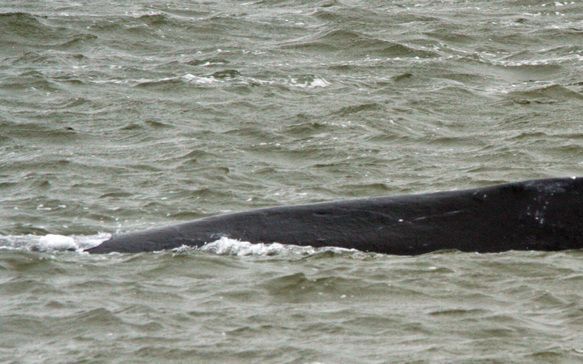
157, 6, 211, 18
119, 122, 144, 131
312, 6, 398, 28
134, 76, 183, 89
49, 96, 92, 109
184, 14, 293, 45
531, 291, 569, 307
171, 186, 235, 202
99, 191, 134, 199
0, 122, 77, 140
334, 102, 385, 116
127, 163, 165, 173
424, 28, 476, 44
507, 84, 583, 105
223, 126, 278, 142
493, 63, 565, 83
171, 148, 220, 163
86, 12, 188, 36
338, 183, 393, 196
6, 51, 50, 65
0, 12, 96, 52
261, 270, 426, 304
254, 0, 334, 7
67, 307, 124, 327
144, 118, 172, 128
428, 134, 488, 149
430, 72, 489, 89
506, 130, 550, 141
56, 33, 98, 49
187, 57, 230, 66
526, 350, 581, 362
0, 12, 49, 37
504, 45, 581, 61
392, 72, 414, 82
530, 25, 583, 42
284, 120, 329, 136
212, 69, 240, 79
137, 13, 171, 26
429, 308, 490, 317
4, 224, 50, 236
0, 254, 61, 275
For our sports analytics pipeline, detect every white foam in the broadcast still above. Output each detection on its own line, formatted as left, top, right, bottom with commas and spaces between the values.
308, 77, 330, 88
92, 74, 219, 87
0, 233, 110, 253
288, 76, 330, 89
194, 237, 357, 257
182, 74, 217, 84
38, 234, 76, 251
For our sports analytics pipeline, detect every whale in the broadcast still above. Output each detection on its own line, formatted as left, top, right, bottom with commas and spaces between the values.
86, 177, 583, 255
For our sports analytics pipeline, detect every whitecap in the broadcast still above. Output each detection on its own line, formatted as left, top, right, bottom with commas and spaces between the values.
182, 73, 217, 84
288, 76, 330, 89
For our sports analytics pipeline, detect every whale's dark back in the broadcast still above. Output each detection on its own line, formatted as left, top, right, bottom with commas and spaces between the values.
87, 177, 583, 254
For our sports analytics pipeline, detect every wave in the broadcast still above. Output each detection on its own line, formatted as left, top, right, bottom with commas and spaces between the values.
100, 72, 331, 91
0, 11, 99, 51
506, 84, 583, 104
281, 29, 439, 59
0, 70, 62, 92
0, 12, 44, 29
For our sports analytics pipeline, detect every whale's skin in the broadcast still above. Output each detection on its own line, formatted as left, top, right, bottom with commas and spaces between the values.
86, 177, 583, 255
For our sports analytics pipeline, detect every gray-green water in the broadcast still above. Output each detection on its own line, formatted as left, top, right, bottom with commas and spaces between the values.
1, 0, 583, 362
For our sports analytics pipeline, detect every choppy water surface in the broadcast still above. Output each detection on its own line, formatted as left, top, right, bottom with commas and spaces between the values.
1, 0, 583, 362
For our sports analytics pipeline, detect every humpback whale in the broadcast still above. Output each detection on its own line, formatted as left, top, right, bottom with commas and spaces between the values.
87, 177, 583, 255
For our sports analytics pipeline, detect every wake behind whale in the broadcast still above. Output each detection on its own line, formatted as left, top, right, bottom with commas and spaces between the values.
87, 177, 583, 255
